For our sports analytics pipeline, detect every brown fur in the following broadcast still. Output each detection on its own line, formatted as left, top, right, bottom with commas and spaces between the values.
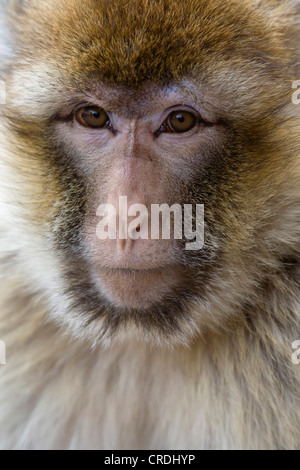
0, 0, 300, 449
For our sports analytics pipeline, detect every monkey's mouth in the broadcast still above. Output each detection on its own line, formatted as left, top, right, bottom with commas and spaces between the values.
91, 264, 184, 309
98, 266, 169, 275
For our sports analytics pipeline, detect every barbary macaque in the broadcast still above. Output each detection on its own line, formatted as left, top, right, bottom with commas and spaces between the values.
0, 0, 300, 450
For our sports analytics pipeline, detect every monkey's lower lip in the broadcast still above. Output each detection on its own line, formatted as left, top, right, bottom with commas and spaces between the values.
91, 264, 182, 309
98, 266, 170, 275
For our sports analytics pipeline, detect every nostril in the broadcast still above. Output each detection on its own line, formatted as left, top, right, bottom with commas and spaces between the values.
136, 225, 141, 233
117, 236, 135, 253
117, 238, 126, 253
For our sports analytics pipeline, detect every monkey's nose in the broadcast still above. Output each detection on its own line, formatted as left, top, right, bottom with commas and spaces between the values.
116, 237, 134, 253
116, 220, 144, 253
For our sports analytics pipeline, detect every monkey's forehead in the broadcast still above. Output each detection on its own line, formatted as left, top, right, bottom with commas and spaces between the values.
14, 0, 293, 86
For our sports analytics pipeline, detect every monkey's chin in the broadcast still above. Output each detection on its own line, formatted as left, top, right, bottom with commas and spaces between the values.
92, 266, 181, 309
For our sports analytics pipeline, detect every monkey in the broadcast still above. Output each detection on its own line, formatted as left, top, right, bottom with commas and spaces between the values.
0, 0, 299, 450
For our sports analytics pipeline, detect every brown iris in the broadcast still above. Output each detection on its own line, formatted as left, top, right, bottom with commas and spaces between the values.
168, 111, 197, 133
76, 106, 110, 128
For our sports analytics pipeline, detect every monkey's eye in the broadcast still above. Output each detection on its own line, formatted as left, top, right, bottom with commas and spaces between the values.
167, 111, 198, 133
76, 106, 110, 128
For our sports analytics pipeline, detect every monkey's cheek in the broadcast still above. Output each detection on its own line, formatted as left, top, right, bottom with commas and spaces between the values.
91, 267, 181, 309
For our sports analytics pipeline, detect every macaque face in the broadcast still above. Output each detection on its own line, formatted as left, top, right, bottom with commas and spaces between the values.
2, 0, 298, 345
54, 82, 222, 308
47, 79, 227, 342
